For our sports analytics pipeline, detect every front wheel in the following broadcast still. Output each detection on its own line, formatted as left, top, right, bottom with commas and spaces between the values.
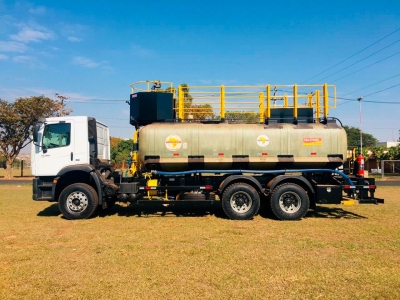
270, 183, 309, 220
222, 183, 260, 220
58, 183, 99, 220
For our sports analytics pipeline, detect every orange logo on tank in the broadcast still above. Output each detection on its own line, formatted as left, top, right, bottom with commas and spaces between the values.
165, 135, 182, 151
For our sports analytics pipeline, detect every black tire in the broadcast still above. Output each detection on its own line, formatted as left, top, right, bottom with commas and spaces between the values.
58, 183, 99, 220
221, 183, 260, 220
269, 183, 309, 221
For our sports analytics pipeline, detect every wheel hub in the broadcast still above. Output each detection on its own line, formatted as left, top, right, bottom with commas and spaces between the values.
67, 191, 89, 212
279, 192, 301, 213
230, 191, 252, 213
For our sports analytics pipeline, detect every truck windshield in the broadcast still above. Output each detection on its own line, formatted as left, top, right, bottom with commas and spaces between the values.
42, 123, 71, 149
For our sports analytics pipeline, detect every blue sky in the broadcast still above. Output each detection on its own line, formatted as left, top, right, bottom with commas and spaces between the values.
1, 0, 399, 143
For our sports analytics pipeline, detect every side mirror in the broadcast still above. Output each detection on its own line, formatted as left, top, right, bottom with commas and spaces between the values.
33, 124, 40, 143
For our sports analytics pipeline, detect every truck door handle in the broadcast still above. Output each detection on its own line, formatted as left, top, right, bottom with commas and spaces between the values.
71, 152, 73, 161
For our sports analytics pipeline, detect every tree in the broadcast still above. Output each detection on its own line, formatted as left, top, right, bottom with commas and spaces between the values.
0, 96, 71, 179
225, 111, 259, 123
371, 146, 385, 170
110, 138, 134, 165
54, 93, 73, 117
343, 126, 378, 148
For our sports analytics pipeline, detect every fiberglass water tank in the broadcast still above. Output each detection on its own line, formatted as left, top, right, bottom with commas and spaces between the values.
138, 122, 347, 171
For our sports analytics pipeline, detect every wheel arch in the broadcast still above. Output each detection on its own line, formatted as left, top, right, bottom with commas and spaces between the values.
54, 165, 103, 205
266, 175, 315, 208
218, 175, 264, 196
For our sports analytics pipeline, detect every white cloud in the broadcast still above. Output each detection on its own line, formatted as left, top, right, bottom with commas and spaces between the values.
131, 44, 156, 57
68, 36, 82, 42
72, 56, 99, 68
10, 25, 54, 43
12, 55, 34, 63
0, 41, 28, 52
29, 6, 47, 15
60, 23, 86, 42
0, 53, 8, 60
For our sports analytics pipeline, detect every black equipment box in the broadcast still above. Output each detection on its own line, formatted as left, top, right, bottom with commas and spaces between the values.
130, 92, 174, 127
316, 185, 343, 204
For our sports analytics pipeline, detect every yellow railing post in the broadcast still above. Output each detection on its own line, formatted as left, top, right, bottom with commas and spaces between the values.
259, 92, 264, 123
307, 94, 313, 107
220, 85, 225, 119
178, 85, 184, 121
293, 84, 298, 119
284, 94, 288, 107
315, 90, 320, 123
323, 83, 328, 118
266, 84, 271, 119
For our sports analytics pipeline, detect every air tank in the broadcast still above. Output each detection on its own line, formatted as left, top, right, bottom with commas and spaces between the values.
138, 123, 347, 171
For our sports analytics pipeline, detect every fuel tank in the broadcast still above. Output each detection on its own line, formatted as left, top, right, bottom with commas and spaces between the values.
138, 122, 347, 171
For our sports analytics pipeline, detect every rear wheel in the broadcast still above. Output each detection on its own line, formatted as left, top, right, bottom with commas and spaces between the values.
222, 183, 260, 220
270, 183, 309, 220
58, 183, 99, 220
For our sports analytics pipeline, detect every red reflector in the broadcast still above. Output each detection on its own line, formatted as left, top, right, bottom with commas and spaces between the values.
173, 153, 179, 156
343, 185, 350, 189
218, 153, 224, 156
311, 152, 317, 155
262, 152, 268, 156
145, 186, 151, 190
369, 185, 376, 189
205, 185, 212, 190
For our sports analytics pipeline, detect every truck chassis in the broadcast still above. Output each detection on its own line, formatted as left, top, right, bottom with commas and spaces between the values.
33, 167, 383, 221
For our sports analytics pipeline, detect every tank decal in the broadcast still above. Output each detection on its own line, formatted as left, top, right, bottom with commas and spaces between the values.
165, 135, 182, 151
257, 135, 270, 147
303, 138, 322, 146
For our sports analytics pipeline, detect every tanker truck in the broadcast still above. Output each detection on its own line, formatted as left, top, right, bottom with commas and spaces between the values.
31, 81, 383, 220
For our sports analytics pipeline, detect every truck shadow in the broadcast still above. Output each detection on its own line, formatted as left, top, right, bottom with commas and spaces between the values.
99, 203, 225, 219
257, 205, 367, 220
305, 207, 367, 219
38, 203, 367, 220
37, 203, 61, 217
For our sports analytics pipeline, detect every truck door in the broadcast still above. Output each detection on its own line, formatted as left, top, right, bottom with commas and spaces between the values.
36, 120, 75, 176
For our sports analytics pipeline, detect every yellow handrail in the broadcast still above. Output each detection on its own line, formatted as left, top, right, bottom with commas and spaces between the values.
131, 81, 336, 123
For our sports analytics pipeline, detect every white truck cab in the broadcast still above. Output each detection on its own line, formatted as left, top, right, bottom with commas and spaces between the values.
31, 116, 110, 176
31, 116, 117, 219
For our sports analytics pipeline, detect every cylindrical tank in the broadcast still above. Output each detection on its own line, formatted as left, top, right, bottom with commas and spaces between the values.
138, 123, 347, 171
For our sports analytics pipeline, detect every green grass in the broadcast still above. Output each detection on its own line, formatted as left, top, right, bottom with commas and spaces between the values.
0, 185, 399, 299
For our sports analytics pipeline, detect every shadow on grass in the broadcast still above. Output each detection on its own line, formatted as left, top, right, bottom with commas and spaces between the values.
305, 206, 366, 219
98, 202, 227, 219
37, 202, 366, 220
258, 203, 366, 220
37, 203, 61, 217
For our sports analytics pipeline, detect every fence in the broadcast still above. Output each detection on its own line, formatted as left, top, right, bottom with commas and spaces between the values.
381, 160, 400, 178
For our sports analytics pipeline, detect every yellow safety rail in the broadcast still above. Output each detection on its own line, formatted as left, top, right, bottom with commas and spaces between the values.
130, 80, 175, 94
129, 81, 337, 123
175, 83, 336, 123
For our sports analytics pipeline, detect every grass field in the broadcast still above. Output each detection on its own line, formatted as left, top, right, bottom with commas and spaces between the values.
0, 168, 32, 178
1, 185, 399, 299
